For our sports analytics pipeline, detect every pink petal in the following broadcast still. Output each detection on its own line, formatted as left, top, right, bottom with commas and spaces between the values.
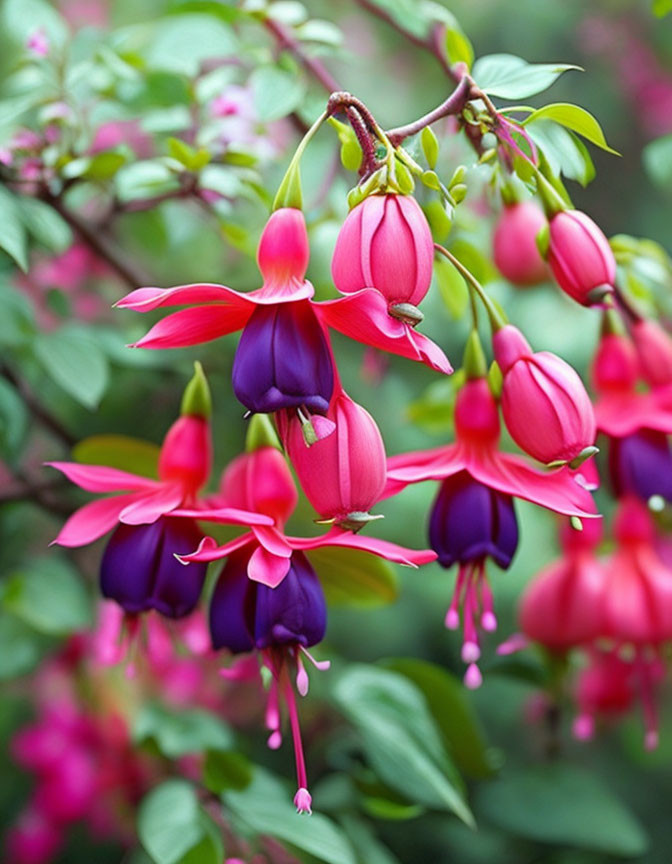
252, 525, 292, 557
248, 280, 315, 304
52, 494, 141, 547
46, 461, 158, 493
595, 393, 672, 437
116, 283, 255, 311
131, 305, 252, 349
171, 506, 274, 526
383, 445, 465, 499
468, 449, 598, 518
247, 545, 291, 587
316, 289, 452, 374
291, 527, 437, 567
178, 533, 254, 563
118, 484, 184, 525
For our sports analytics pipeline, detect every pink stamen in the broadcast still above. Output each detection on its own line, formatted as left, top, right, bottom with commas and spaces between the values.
497, 633, 529, 656
464, 663, 482, 690
572, 713, 595, 742
446, 567, 467, 630
296, 656, 309, 697
282, 672, 310, 808
294, 787, 312, 814
298, 645, 331, 672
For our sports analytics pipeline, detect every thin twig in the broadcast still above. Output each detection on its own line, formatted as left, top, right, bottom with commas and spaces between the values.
386, 76, 472, 145
264, 16, 341, 94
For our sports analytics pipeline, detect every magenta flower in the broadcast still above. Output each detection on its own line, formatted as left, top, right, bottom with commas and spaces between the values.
115, 208, 451, 416
178, 445, 436, 588
591, 330, 672, 437
631, 318, 672, 391
331, 193, 434, 309
572, 648, 642, 743
385, 377, 598, 682
493, 324, 596, 465
547, 209, 615, 306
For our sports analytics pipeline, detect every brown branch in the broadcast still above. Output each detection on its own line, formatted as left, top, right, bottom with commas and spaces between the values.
263, 16, 341, 94
1, 364, 76, 448
386, 75, 472, 145
39, 189, 147, 291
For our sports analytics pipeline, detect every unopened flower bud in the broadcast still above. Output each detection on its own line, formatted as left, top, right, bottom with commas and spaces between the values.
331, 193, 434, 308
257, 207, 310, 285
493, 201, 548, 286
493, 324, 596, 465
280, 388, 386, 527
632, 318, 672, 389
547, 210, 615, 306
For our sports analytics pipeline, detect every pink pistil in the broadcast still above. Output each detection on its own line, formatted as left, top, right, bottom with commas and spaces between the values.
283, 674, 311, 813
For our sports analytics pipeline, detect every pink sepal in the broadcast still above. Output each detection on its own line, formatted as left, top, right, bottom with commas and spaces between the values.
46, 461, 158, 492
293, 526, 437, 567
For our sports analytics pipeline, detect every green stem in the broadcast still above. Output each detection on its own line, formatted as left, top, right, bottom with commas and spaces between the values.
533, 166, 567, 218
273, 110, 328, 211
435, 244, 507, 331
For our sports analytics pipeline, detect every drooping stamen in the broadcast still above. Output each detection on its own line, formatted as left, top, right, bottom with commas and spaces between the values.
478, 563, 497, 632
282, 670, 311, 814
295, 645, 331, 697
299, 645, 331, 672
572, 713, 595, 741
265, 678, 282, 750
445, 567, 467, 630
461, 566, 481, 665
497, 633, 529, 656
464, 663, 482, 690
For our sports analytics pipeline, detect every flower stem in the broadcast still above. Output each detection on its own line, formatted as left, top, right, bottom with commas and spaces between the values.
435, 244, 507, 331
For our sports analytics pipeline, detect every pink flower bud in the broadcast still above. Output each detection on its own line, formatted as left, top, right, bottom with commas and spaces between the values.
219, 447, 297, 526
547, 210, 615, 306
492, 201, 548, 286
331, 193, 434, 307
280, 389, 386, 525
632, 318, 672, 389
158, 415, 212, 497
493, 325, 596, 465
257, 208, 309, 285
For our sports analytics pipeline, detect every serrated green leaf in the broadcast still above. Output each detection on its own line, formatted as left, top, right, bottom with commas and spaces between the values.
224, 769, 357, 864
34, 325, 109, 409
472, 54, 581, 99
333, 665, 473, 825
16, 198, 73, 253
138, 780, 223, 864
0, 187, 28, 271
250, 65, 305, 122
476, 763, 649, 857
522, 103, 619, 154
73, 435, 160, 478
306, 545, 398, 607
3, 557, 92, 635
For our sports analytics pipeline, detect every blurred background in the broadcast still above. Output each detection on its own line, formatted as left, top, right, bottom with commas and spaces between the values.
0, 1, 671, 862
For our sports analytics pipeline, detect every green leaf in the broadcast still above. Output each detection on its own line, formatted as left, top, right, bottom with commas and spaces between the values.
72, 435, 160, 479
267, 1, 308, 25
115, 161, 180, 202
0, 377, 28, 462
203, 750, 253, 794
167, 138, 210, 171
445, 26, 474, 70
34, 325, 109, 409
3, 557, 92, 636
138, 780, 223, 864
2, 0, 69, 47
0, 613, 41, 679
145, 14, 237, 76
384, 658, 493, 778
522, 103, 619, 154
472, 54, 581, 99
16, 198, 73, 253
297, 19, 343, 46
0, 285, 35, 347
643, 134, 672, 188
421, 127, 439, 169
434, 255, 468, 319
476, 764, 649, 857
134, 703, 233, 758
224, 769, 357, 864
250, 65, 306, 122
0, 187, 28, 271
407, 373, 464, 434
305, 546, 398, 608
332, 665, 473, 825
653, 0, 672, 16
357, 0, 428, 38
339, 814, 402, 864
526, 120, 595, 187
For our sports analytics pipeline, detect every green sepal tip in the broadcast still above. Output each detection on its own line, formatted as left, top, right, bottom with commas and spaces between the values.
245, 413, 282, 453
181, 361, 212, 419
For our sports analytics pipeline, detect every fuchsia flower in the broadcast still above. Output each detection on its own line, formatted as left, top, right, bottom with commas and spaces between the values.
632, 318, 672, 390
331, 193, 434, 310
546, 210, 615, 306
572, 649, 641, 743
278, 381, 387, 529
519, 518, 606, 652
178, 444, 435, 588
492, 201, 548, 287
384, 376, 598, 682
493, 324, 596, 465
48, 366, 271, 666
115, 208, 451, 419
591, 329, 672, 437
